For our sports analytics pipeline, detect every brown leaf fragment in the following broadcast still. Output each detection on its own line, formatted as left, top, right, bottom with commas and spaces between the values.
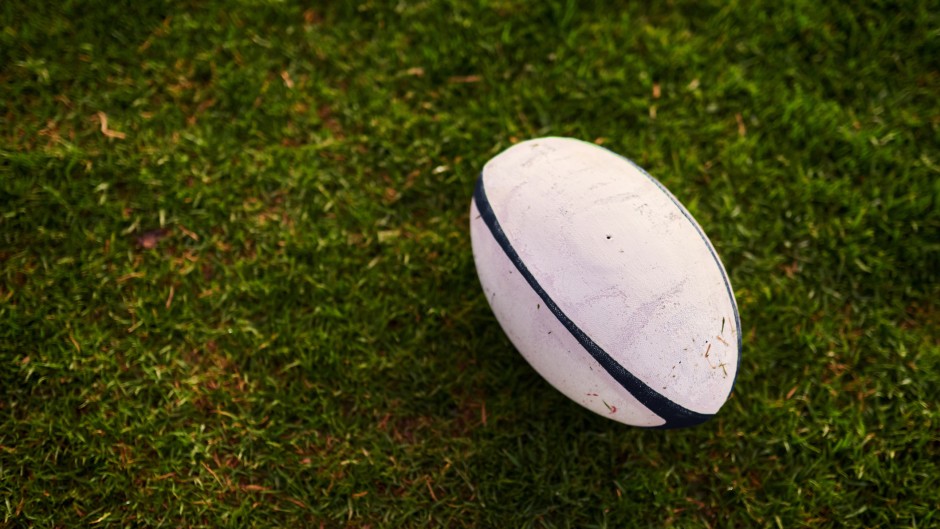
68, 333, 81, 352
177, 224, 199, 240
285, 497, 307, 508
302, 9, 321, 25
165, 285, 175, 309
736, 113, 747, 136
117, 272, 146, 283
448, 75, 482, 83
95, 111, 126, 139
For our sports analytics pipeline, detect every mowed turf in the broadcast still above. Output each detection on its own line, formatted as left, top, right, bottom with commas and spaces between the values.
1, 0, 938, 527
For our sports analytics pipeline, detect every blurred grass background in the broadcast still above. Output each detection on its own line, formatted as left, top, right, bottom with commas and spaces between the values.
1, 0, 938, 527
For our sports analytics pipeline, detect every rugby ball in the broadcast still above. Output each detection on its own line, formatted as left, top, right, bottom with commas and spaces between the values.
470, 137, 740, 428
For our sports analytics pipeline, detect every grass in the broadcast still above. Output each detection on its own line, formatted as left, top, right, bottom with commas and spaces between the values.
1, 0, 938, 526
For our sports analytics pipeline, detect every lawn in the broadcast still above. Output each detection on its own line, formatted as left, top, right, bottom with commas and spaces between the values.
1, 0, 938, 527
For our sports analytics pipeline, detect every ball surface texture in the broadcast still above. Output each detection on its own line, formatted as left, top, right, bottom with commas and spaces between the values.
470, 137, 740, 428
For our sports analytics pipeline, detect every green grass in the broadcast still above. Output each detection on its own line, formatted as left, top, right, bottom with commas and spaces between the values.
1, 0, 938, 527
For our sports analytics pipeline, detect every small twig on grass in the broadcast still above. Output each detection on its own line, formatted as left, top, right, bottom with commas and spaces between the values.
201, 462, 223, 486
425, 478, 438, 502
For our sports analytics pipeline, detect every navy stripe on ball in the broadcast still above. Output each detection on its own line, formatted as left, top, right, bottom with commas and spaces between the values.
474, 174, 712, 429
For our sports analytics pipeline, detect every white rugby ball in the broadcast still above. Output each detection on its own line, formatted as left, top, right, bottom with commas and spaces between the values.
470, 137, 740, 428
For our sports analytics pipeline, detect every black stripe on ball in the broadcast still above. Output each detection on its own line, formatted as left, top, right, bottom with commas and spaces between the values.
474, 174, 713, 429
